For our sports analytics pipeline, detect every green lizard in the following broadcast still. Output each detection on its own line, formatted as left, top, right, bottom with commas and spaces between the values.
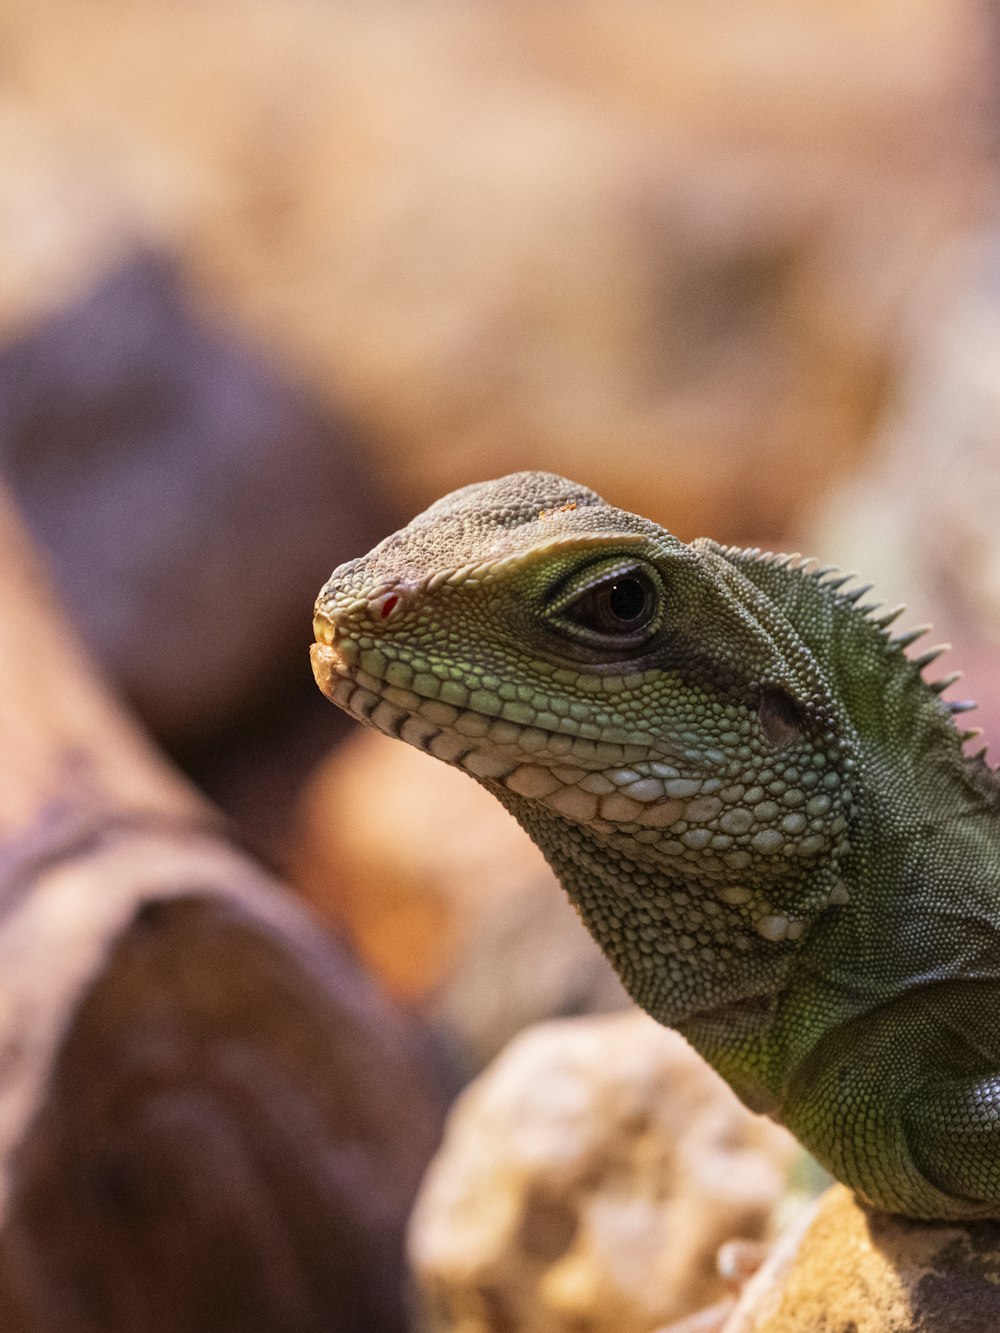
311, 471, 1000, 1221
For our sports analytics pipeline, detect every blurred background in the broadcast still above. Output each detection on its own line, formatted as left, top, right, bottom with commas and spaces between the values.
4, 2, 1000, 1326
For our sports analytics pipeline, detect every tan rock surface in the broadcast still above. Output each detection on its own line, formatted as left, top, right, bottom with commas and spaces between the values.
408, 1011, 798, 1333
723, 1184, 1000, 1332
291, 729, 627, 1073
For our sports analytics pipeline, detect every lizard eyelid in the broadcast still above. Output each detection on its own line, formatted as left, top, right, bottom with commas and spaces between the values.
546, 557, 664, 649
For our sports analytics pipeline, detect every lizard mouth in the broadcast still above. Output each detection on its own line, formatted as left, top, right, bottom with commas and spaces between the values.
312, 649, 513, 774
310, 633, 697, 831
312, 635, 589, 783
311, 638, 462, 752
310, 640, 350, 692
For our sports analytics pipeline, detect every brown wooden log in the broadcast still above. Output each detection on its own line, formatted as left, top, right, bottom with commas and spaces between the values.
0, 488, 446, 1331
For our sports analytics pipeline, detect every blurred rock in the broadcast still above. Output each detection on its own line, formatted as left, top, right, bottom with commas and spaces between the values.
408, 1011, 797, 1333
0, 886, 447, 1333
656, 1305, 737, 1333
2, 1, 996, 545
290, 729, 627, 1076
0, 252, 387, 763
0, 480, 448, 1333
808, 237, 1000, 755
193, 0, 989, 544
723, 1185, 1000, 1332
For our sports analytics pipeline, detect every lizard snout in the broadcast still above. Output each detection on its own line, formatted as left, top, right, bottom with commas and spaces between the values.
314, 578, 412, 638
311, 577, 416, 700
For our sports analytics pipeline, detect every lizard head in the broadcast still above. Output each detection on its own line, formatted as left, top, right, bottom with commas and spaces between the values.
312, 471, 871, 1023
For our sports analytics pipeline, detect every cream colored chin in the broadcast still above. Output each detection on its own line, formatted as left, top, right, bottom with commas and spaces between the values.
318, 663, 852, 952
309, 641, 348, 702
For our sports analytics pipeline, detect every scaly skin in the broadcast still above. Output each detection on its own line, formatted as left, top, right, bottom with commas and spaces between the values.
311, 472, 1000, 1220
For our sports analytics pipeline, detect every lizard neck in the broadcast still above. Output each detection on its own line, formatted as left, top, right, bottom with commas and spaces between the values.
505, 552, 1000, 1117
489, 780, 796, 1029
807, 763, 1000, 1001
675, 775, 1000, 1116
714, 536, 1000, 996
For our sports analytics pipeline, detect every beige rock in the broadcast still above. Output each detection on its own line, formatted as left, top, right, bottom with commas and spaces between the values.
723, 1184, 1000, 1332
408, 1011, 798, 1333
290, 729, 627, 1074
655, 1303, 737, 1333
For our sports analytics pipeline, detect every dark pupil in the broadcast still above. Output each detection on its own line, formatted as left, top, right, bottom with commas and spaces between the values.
606, 577, 648, 624
562, 566, 659, 639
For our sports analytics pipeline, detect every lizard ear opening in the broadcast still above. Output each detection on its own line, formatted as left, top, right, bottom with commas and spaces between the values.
758, 685, 803, 748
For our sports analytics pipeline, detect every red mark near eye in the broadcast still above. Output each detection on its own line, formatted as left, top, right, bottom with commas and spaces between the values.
380, 595, 400, 619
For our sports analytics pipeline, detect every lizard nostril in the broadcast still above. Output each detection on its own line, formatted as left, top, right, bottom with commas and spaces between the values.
314, 580, 411, 636
369, 584, 410, 622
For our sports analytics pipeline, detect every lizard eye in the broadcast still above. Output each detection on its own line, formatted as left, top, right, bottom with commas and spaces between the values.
550, 559, 663, 647
569, 573, 657, 634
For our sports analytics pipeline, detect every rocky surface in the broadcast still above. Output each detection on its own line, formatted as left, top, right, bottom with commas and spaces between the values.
0, 889, 447, 1333
408, 1011, 798, 1333
291, 729, 628, 1076
0, 483, 448, 1332
722, 1185, 1000, 1332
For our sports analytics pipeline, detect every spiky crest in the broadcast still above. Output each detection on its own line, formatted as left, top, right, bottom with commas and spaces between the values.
704, 542, 999, 804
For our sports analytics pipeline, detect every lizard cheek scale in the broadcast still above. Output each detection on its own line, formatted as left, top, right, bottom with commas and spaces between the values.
312, 470, 1000, 1222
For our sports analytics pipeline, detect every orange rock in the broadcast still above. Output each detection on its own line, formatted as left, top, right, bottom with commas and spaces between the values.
724, 1185, 1000, 1332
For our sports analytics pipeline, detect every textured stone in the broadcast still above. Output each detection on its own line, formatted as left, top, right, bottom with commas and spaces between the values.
723, 1184, 1000, 1332
408, 1011, 797, 1333
0, 482, 448, 1332
0, 888, 447, 1333
290, 729, 627, 1075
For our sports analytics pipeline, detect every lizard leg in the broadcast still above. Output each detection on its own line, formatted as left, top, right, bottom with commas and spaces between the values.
904, 1076, 1000, 1213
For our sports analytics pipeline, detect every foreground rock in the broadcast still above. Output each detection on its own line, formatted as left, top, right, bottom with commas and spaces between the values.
291, 729, 628, 1076
0, 485, 446, 1331
408, 1012, 797, 1333
723, 1185, 1000, 1332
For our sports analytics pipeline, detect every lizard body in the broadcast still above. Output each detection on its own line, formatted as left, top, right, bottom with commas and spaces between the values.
311, 471, 1000, 1220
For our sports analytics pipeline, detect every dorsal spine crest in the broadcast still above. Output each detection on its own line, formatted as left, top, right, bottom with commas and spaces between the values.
709, 540, 992, 782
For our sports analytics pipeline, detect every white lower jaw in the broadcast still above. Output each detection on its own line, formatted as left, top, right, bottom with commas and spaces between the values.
327, 671, 517, 778
327, 671, 665, 836
320, 656, 844, 948
322, 653, 784, 853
